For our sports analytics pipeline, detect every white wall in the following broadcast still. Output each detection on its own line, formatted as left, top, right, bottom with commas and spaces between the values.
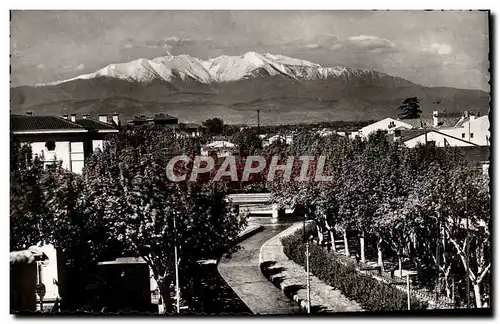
30, 141, 71, 170
28, 140, 85, 174
92, 139, 104, 152
439, 116, 490, 146
404, 131, 475, 148
358, 118, 413, 138
35, 244, 59, 301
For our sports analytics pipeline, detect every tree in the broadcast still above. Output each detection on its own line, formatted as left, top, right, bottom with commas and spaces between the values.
10, 137, 48, 250
202, 118, 224, 136
441, 166, 490, 308
231, 129, 262, 155
398, 97, 422, 119
81, 127, 245, 313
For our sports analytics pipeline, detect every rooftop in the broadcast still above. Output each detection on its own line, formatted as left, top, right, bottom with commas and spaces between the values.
11, 115, 86, 133
75, 118, 119, 132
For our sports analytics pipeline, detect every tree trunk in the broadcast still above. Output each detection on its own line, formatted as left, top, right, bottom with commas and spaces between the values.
474, 283, 482, 308
444, 277, 451, 299
316, 225, 324, 246
398, 255, 403, 278
329, 230, 337, 252
377, 237, 384, 271
360, 230, 366, 263
343, 229, 350, 257
158, 276, 173, 314
324, 222, 336, 252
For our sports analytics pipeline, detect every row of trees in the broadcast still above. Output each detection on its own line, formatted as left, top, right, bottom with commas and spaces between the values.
10, 128, 246, 312
265, 131, 490, 308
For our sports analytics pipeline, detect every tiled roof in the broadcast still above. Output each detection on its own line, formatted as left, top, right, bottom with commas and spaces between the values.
11, 115, 85, 132
74, 118, 118, 131
400, 117, 461, 129
153, 113, 177, 121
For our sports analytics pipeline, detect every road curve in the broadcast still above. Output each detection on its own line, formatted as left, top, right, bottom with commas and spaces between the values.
218, 219, 303, 315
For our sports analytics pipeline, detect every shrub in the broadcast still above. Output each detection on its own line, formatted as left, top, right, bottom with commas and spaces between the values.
280, 227, 428, 312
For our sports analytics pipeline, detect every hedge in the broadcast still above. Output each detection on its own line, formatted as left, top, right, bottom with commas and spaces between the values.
281, 226, 428, 312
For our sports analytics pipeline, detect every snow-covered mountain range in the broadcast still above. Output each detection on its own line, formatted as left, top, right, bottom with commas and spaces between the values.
12, 51, 489, 124
39, 51, 405, 86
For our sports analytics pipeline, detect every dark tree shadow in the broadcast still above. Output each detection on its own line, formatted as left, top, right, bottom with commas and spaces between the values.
311, 305, 328, 313
271, 276, 286, 287
283, 284, 305, 298
265, 267, 286, 277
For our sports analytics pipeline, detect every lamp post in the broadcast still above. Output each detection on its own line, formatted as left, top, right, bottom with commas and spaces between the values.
173, 215, 181, 313
465, 193, 470, 309
303, 213, 311, 314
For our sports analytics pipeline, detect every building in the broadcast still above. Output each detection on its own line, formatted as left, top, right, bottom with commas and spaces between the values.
201, 140, 239, 158
262, 133, 294, 147
402, 130, 479, 148
179, 123, 206, 138
11, 113, 120, 306
438, 114, 490, 146
355, 117, 414, 138
127, 113, 179, 127
11, 113, 119, 174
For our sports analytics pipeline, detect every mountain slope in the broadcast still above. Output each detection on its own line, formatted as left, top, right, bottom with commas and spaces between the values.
10, 51, 490, 124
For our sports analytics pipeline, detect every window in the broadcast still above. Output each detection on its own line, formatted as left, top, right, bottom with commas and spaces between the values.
45, 141, 56, 151
462, 133, 466, 139
470, 133, 474, 138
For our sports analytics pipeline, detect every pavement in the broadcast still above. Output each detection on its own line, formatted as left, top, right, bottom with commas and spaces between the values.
259, 222, 364, 313
217, 218, 303, 315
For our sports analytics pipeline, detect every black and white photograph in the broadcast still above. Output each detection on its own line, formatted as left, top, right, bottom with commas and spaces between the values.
8, 8, 492, 316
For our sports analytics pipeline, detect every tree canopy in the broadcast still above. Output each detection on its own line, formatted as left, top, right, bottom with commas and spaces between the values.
398, 97, 423, 119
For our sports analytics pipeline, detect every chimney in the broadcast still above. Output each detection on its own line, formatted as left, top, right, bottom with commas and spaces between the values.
70, 114, 76, 122
98, 114, 108, 123
432, 111, 439, 127
112, 113, 120, 126
82, 114, 90, 119
62, 114, 69, 120
25, 111, 33, 116
464, 111, 469, 118
470, 112, 476, 122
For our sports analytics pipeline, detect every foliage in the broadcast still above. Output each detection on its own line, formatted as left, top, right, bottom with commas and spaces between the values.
398, 97, 422, 119
269, 129, 491, 308
281, 227, 428, 311
202, 117, 225, 136
231, 128, 263, 154
10, 137, 48, 250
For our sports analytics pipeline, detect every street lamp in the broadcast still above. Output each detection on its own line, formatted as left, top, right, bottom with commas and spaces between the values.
173, 215, 181, 313
303, 212, 311, 314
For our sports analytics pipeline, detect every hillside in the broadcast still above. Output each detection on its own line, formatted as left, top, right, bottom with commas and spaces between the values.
10, 52, 490, 124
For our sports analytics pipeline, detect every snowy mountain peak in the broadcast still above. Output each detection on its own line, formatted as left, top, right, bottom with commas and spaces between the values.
38, 51, 392, 86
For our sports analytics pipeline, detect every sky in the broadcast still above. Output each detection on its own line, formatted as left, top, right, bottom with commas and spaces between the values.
10, 10, 490, 91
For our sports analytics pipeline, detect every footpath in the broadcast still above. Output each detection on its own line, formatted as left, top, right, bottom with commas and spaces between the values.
259, 222, 364, 313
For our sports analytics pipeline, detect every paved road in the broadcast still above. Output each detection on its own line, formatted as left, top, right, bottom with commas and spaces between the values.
218, 217, 304, 315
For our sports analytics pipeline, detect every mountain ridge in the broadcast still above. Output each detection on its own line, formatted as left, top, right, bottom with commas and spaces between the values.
35, 51, 415, 87
11, 51, 489, 124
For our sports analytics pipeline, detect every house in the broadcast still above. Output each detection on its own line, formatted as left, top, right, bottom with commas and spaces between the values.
11, 113, 120, 308
262, 133, 294, 147
179, 123, 205, 138
11, 113, 119, 174
127, 113, 179, 127
439, 114, 490, 146
402, 129, 479, 148
201, 140, 239, 158
355, 117, 414, 138
316, 128, 336, 137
